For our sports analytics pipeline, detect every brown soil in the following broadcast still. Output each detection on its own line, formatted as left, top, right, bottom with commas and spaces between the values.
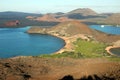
50, 21, 92, 36
0, 57, 120, 80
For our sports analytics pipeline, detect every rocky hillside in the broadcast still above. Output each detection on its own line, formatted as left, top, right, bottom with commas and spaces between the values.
0, 57, 120, 80
105, 13, 120, 25
27, 21, 92, 36
49, 21, 92, 36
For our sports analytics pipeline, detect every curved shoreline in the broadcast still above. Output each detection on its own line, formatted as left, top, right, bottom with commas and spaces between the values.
27, 31, 90, 54
105, 46, 120, 56
53, 34, 90, 53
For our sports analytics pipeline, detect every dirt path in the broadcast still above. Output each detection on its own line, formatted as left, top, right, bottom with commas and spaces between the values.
0, 57, 120, 80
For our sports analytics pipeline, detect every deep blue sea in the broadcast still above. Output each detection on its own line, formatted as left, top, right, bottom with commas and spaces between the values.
89, 25, 120, 35
0, 27, 65, 58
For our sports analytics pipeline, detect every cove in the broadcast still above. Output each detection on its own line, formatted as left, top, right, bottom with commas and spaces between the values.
109, 47, 120, 56
0, 27, 65, 58
89, 25, 120, 35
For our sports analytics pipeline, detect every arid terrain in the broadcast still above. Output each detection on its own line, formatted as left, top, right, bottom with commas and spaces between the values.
0, 8, 120, 80
0, 57, 120, 80
0, 20, 120, 80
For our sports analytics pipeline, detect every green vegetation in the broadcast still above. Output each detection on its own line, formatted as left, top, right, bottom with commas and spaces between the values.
40, 39, 109, 58
40, 38, 120, 61
107, 56, 120, 62
74, 39, 108, 58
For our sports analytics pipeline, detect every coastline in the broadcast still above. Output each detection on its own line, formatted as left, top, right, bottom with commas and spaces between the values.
105, 46, 120, 56
27, 30, 90, 54
53, 34, 91, 53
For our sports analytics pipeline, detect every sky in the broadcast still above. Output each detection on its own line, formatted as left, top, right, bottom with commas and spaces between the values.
0, 0, 120, 13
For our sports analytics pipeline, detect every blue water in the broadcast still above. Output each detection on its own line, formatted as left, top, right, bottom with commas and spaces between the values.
89, 25, 120, 35
0, 27, 65, 58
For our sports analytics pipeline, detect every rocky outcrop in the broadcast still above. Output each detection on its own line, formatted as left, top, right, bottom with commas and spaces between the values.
5, 20, 20, 26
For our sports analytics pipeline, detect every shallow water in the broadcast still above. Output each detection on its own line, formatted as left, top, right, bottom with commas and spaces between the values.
109, 47, 120, 56
0, 27, 65, 58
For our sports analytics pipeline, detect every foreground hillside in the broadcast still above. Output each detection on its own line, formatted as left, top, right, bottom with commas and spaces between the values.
0, 57, 120, 80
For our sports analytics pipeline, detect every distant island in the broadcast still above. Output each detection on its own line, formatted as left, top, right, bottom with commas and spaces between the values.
0, 8, 120, 27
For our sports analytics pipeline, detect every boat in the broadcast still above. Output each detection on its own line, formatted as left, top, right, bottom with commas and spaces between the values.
101, 25, 104, 28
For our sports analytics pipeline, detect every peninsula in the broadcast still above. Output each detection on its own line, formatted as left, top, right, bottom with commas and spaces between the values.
27, 20, 120, 54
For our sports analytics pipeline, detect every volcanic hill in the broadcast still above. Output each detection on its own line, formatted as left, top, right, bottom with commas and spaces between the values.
27, 21, 92, 36
28, 20, 120, 43
67, 8, 97, 16
49, 21, 92, 36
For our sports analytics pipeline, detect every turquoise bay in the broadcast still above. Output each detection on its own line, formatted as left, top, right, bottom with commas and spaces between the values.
0, 27, 65, 58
